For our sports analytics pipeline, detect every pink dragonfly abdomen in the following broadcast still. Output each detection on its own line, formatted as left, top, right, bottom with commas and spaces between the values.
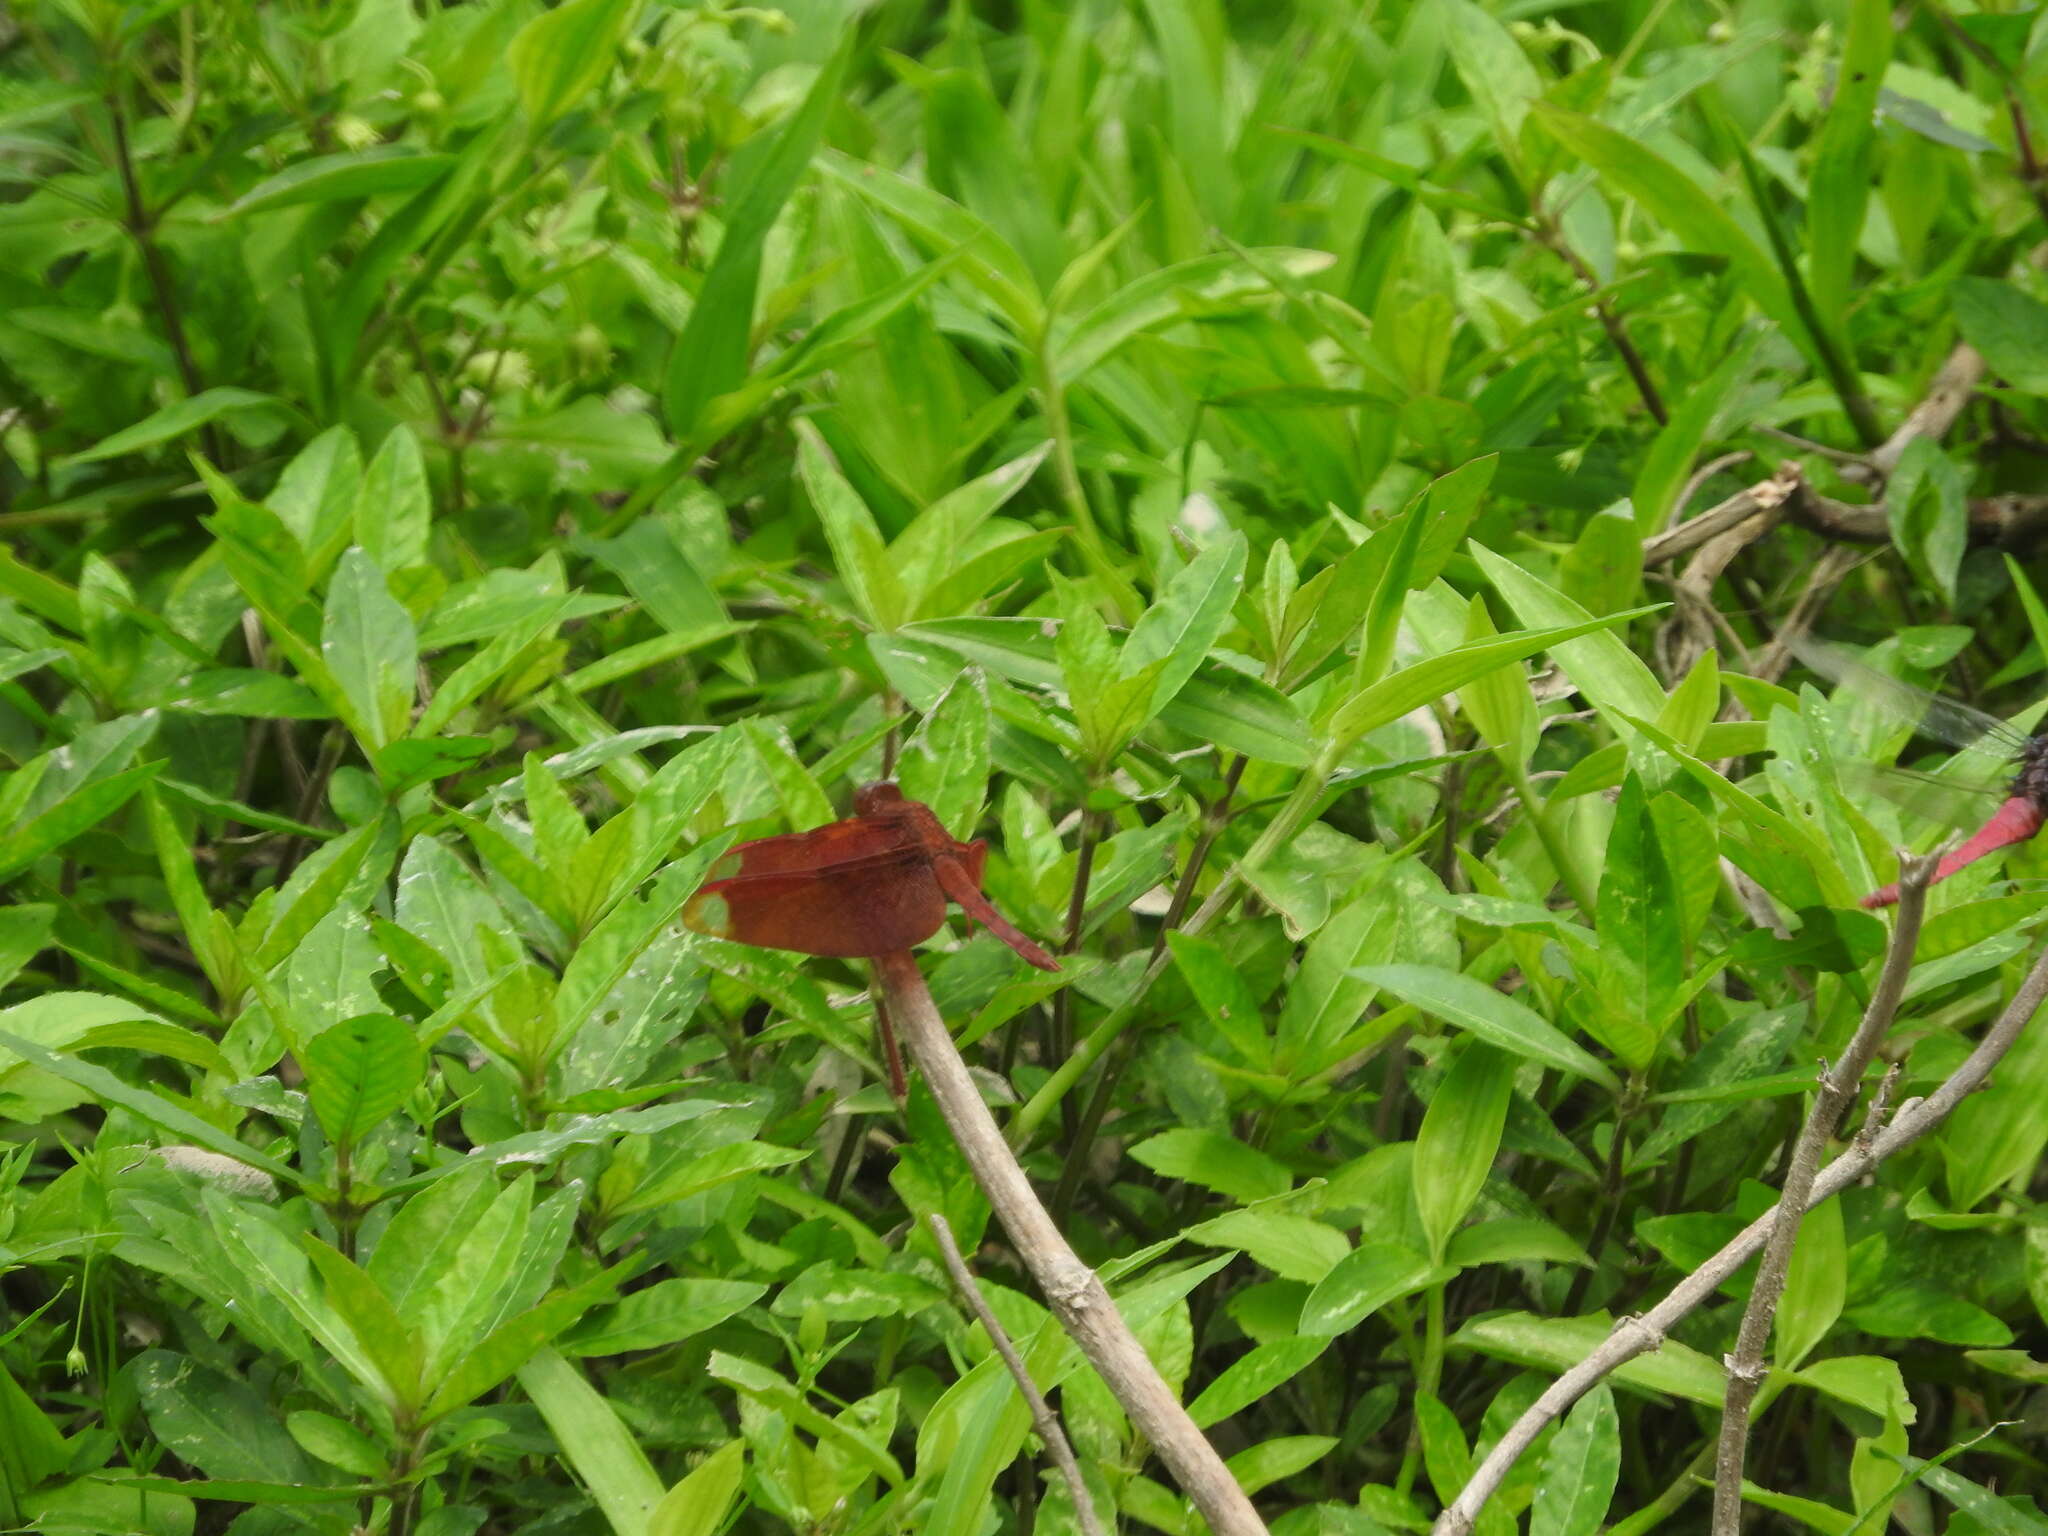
1862, 794, 2046, 908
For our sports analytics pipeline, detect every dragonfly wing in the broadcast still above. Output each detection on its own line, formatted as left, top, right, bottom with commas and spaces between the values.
685, 852, 949, 958
1790, 636, 2034, 756
700, 816, 922, 881
1838, 761, 2001, 833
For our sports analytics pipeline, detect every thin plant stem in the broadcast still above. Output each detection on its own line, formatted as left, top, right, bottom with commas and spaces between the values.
1535, 211, 1667, 425
1048, 803, 1103, 1136
1564, 1077, 1641, 1315
1049, 760, 1249, 1219
1395, 1283, 1451, 1496
1034, 345, 1139, 622
1013, 764, 1330, 1145
100, 86, 218, 464
1507, 759, 1599, 915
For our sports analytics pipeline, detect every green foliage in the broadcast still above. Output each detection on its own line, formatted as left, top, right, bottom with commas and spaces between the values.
6, 0, 2048, 1533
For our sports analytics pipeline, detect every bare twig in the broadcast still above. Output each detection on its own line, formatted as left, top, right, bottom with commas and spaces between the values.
1432, 938, 2048, 1536
1708, 851, 1936, 1536
1870, 345, 1985, 478
875, 949, 1268, 1536
1643, 465, 1802, 568
1657, 495, 1783, 679
927, 1214, 1106, 1536
1535, 215, 1667, 425
1785, 481, 2048, 548
1668, 450, 1756, 532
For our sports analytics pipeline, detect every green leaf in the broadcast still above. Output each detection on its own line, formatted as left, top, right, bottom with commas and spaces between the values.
817, 150, 1042, 335
1456, 595, 1539, 764
356, 425, 431, 572
664, 38, 851, 435
1188, 1336, 1330, 1430
1299, 1243, 1451, 1338
1413, 1041, 1516, 1264
1804, 0, 1892, 332
130, 1351, 320, 1484
648, 1440, 746, 1536
580, 518, 724, 641
167, 668, 330, 718
286, 1412, 388, 1479
0, 759, 161, 883
1167, 931, 1270, 1068
1225, 1434, 1338, 1497
323, 548, 417, 752
1278, 884, 1401, 1063
302, 1013, 425, 1149
1123, 532, 1248, 720
1952, 278, 2048, 395
922, 68, 1063, 288
0, 1029, 298, 1185
506, 0, 639, 132
1469, 544, 1668, 724
795, 420, 906, 632
1886, 437, 1968, 605
899, 617, 1315, 766
425, 1267, 622, 1419
559, 1278, 765, 1358
1126, 1130, 1291, 1204
1450, 1312, 1727, 1405
893, 447, 1052, 611
1327, 608, 1657, 751
300, 1237, 422, 1411
1776, 1193, 1845, 1370
1054, 248, 1335, 380
1559, 505, 1642, 622
226, 147, 456, 217
1184, 1209, 1349, 1283
709, 1351, 905, 1486
1053, 575, 1159, 770
1632, 333, 1764, 531
55, 388, 299, 467
1532, 1385, 1620, 1536
1441, 0, 1544, 150
1532, 104, 1808, 352
897, 670, 991, 841
609, 1140, 810, 1216
517, 1348, 665, 1536
1587, 775, 1683, 1068
1351, 965, 1620, 1090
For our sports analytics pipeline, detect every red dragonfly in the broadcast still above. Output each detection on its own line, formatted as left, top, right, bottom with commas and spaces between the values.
684, 781, 1059, 1092
1794, 639, 2048, 908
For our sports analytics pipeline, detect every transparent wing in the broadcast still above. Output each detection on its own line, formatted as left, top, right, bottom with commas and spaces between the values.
1788, 636, 2034, 764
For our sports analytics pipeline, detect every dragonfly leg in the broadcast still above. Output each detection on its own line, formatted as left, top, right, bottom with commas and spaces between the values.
872, 972, 908, 1102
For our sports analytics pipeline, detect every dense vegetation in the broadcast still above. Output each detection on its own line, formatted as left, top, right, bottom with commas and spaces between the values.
6, 0, 2048, 1532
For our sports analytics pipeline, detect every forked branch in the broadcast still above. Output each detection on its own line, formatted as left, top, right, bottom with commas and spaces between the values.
1433, 936, 2048, 1536
1709, 851, 1936, 1535
876, 949, 1268, 1536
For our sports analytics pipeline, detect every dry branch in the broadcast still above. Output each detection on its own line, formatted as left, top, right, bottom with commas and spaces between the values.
1643, 464, 1801, 568
1708, 852, 1936, 1535
876, 949, 1268, 1536
1870, 344, 1985, 477
928, 1213, 1106, 1536
1432, 939, 2048, 1536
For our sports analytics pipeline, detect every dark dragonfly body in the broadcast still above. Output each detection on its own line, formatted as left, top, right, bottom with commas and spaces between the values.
1793, 639, 2048, 908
